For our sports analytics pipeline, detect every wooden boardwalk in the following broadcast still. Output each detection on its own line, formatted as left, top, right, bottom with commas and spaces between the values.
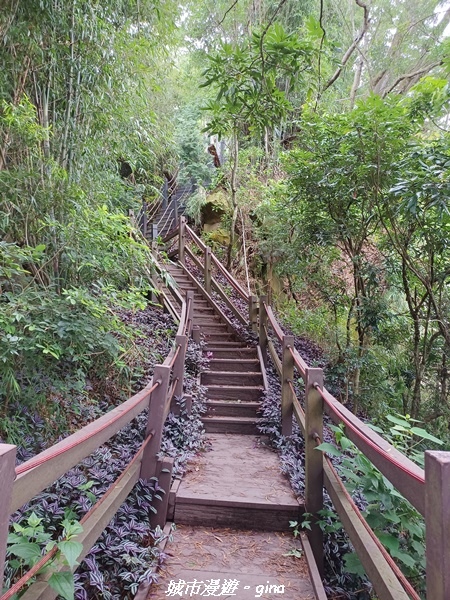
147, 262, 323, 599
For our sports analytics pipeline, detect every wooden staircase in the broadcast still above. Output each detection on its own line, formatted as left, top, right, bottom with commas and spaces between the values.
164, 259, 302, 532
165, 261, 264, 436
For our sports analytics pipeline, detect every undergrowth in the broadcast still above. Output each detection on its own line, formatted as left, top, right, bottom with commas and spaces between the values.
3, 307, 207, 600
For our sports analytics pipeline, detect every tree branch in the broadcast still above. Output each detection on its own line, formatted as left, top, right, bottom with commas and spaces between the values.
322, 0, 369, 94
218, 0, 239, 27
383, 61, 443, 96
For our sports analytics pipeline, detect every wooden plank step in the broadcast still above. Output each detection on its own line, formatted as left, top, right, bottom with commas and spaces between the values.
198, 324, 231, 334
206, 347, 258, 358
202, 371, 263, 386
202, 333, 240, 342
205, 400, 260, 418
174, 497, 302, 531
207, 358, 260, 372
201, 415, 259, 435
174, 433, 303, 531
205, 385, 263, 401
204, 341, 250, 348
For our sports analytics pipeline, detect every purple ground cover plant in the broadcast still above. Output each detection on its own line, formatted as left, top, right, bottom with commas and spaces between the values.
4, 306, 207, 599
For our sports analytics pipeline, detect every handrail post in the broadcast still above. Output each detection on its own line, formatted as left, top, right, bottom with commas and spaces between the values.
249, 295, 258, 333
174, 196, 179, 227
281, 335, 294, 437
0, 444, 16, 592
305, 367, 324, 576
172, 334, 187, 411
179, 216, 186, 265
150, 457, 174, 529
142, 200, 148, 238
425, 451, 450, 600
162, 180, 168, 210
186, 291, 194, 335
204, 246, 212, 294
140, 365, 171, 481
258, 296, 268, 367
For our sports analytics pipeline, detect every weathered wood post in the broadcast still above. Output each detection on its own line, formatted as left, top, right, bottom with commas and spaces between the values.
174, 196, 179, 227
151, 223, 158, 241
179, 217, 186, 265
259, 296, 268, 368
305, 367, 324, 576
281, 335, 294, 437
171, 334, 187, 412
140, 366, 171, 481
141, 200, 148, 238
186, 291, 194, 335
162, 180, 168, 210
192, 326, 201, 344
150, 457, 174, 529
0, 444, 16, 593
204, 246, 212, 295
425, 451, 450, 600
249, 295, 258, 333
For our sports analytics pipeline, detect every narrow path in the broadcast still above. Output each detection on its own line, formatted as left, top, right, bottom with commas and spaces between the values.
148, 262, 316, 599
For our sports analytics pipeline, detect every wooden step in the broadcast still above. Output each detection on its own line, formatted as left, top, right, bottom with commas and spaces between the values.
198, 324, 231, 334
204, 385, 263, 402
207, 358, 260, 372
202, 332, 240, 342
201, 415, 259, 435
206, 347, 258, 358
203, 341, 249, 350
201, 371, 263, 387
205, 400, 260, 418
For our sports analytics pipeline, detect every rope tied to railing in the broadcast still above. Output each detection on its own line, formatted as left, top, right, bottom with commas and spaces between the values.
15, 381, 160, 476
1, 431, 155, 600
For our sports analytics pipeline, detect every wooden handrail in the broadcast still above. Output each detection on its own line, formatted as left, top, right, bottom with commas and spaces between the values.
209, 251, 249, 301
11, 382, 157, 512
263, 302, 284, 342
1, 280, 193, 595
185, 223, 207, 252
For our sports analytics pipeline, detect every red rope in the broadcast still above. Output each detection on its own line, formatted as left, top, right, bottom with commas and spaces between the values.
1, 433, 154, 600
16, 381, 159, 476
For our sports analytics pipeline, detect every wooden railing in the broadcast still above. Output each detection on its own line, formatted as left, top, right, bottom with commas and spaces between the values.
162, 221, 449, 600
164, 218, 258, 332
0, 269, 194, 599
259, 298, 449, 600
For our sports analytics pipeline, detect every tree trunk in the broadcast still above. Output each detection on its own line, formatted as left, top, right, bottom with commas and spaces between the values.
226, 131, 239, 269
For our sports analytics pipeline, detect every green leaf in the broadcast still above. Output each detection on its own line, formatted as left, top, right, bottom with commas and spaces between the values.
343, 552, 366, 576
409, 427, 443, 444
48, 571, 75, 600
315, 442, 342, 457
386, 415, 410, 428
378, 533, 400, 553
8, 542, 42, 564
58, 540, 83, 569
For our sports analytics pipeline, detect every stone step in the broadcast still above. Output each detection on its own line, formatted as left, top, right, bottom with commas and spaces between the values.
201, 371, 263, 387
